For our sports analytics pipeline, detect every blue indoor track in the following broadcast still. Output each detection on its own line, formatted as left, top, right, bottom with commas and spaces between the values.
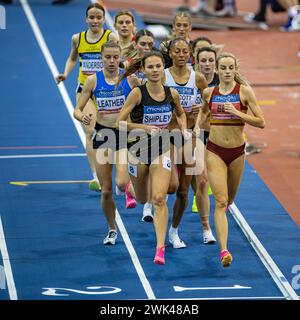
0, 1, 299, 300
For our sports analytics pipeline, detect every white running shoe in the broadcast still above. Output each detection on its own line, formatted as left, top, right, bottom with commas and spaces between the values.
169, 232, 186, 249
103, 230, 117, 245
142, 202, 153, 222
203, 229, 216, 244
115, 185, 125, 196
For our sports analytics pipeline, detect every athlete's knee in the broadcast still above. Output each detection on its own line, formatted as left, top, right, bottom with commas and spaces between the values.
196, 183, 208, 197
84, 127, 94, 140
215, 196, 228, 209
152, 193, 166, 208
176, 188, 189, 201
101, 190, 113, 201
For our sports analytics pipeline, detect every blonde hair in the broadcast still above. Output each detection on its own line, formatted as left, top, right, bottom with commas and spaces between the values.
171, 11, 192, 40
216, 52, 249, 86
172, 11, 192, 27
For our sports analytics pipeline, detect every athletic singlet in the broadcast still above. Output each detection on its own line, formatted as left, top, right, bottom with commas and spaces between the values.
164, 68, 197, 113
93, 69, 132, 115
77, 29, 111, 84
195, 72, 219, 107
130, 84, 175, 129
209, 83, 247, 126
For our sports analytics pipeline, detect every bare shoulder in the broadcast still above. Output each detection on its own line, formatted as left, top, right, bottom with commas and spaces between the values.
170, 87, 180, 99
240, 84, 255, 98
195, 71, 206, 81
108, 31, 119, 42
128, 74, 141, 88
72, 33, 80, 45
71, 33, 80, 47
130, 86, 142, 97
84, 74, 97, 88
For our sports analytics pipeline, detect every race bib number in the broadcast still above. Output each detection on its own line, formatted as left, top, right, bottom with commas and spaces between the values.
162, 156, 172, 171
128, 163, 137, 177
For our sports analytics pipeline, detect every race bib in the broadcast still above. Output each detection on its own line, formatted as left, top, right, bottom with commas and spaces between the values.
162, 156, 172, 171
143, 104, 172, 128
96, 95, 125, 114
174, 86, 196, 113
128, 163, 138, 177
81, 53, 103, 74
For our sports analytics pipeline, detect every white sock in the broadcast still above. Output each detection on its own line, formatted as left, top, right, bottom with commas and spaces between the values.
169, 226, 178, 235
144, 202, 152, 209
288, 6, 298, 18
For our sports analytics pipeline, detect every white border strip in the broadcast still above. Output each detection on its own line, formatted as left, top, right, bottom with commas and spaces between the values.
0, 153, 86, 159
21, 0, 155, 300
229, 203, 299, 300
0, 215, 18, 300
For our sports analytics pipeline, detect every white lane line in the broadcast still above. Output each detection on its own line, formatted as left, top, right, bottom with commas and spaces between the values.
19, 0, 86, 146
90, 1, 155, 299
0, 153, 86, 159
229, 203, 299, 300
21, 0, 156, 300
173, 285, 252, 292
0, 215, 18, 300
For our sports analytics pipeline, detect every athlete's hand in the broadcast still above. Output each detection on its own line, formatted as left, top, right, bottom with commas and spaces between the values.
55, 74, 67, 84
147, 126, 161, 136
223, 102, 239, 116
81, 114, 93, 126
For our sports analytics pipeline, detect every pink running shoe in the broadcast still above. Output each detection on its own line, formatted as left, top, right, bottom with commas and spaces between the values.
154, 245, 166, 265
125, 180, 137, 209
220, 249, 233, 267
